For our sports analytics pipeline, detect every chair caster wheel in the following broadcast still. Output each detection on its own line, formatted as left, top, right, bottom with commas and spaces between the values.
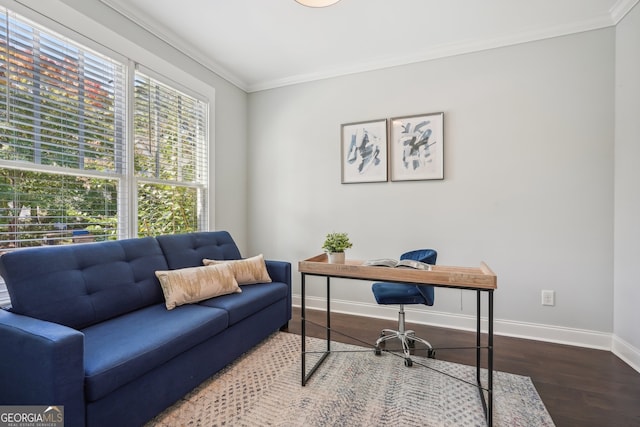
428, 349, 436, 359
374, 347, 382, 356
407, 339, 415, 349
404, 358, 413, 367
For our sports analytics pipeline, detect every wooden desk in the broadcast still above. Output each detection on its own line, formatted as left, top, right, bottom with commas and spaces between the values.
298, 254, 497, 426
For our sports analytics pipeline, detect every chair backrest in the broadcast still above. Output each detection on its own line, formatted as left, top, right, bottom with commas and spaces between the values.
400, 249, 437, 306
400, 249, 437, 265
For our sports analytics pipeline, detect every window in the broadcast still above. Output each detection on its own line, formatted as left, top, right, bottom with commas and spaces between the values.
0, 8, 208, 253
134, 72, 208, 237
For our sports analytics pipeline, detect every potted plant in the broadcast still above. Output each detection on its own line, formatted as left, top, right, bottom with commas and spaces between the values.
322, 232, 353, 264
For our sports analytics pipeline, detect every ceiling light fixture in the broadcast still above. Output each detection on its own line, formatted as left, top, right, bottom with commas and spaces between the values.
295, 0, 341, 7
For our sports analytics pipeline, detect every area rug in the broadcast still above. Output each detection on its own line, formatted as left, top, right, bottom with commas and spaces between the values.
147, 332, 554, 426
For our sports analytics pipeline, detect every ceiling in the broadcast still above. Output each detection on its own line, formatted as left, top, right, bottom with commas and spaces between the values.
100, 0, 637, 92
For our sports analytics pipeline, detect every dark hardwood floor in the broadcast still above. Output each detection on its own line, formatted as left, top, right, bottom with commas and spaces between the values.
286, 307, 640, 427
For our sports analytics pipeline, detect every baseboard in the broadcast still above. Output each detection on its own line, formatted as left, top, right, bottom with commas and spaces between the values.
612, 335, 640, 374
293, 294, 612, 351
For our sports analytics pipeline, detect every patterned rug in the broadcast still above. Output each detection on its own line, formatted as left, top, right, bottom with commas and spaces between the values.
147, 332, 555, 426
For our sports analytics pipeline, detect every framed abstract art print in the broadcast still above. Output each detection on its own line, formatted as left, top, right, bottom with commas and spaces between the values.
341, 118, 388, 183
389, 112, 444, 181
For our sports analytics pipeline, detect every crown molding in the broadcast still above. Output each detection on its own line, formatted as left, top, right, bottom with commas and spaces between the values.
98, 0, 250, 92
247, 13, 616, 92
99, 0, 631, 94
610, 0, 640, 23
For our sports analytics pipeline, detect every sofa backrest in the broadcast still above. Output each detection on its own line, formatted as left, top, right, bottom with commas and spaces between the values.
0, 237, 168, 329
156, 231, 242, 270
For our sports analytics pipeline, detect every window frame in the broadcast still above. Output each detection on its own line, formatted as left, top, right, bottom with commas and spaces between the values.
0, 6, 212, 306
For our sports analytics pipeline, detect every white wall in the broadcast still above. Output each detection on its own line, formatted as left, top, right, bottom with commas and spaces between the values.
9, 0, 251, 250
614, 3, 640, 368
248, 29, 616, 346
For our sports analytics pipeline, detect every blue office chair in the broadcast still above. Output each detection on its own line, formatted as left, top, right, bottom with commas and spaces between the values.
371, 249, 437, 367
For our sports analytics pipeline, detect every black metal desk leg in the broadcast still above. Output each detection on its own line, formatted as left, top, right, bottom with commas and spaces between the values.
488, 290, 494, 426
301, 274, 332, 386
326, 277, 331, 352
301, 273, 306, 386
476, 290, 481, 386
477, 290, 492, 426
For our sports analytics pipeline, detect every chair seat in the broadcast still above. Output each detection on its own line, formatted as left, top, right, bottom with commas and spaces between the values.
371, 249, 437, 363
372, 283, 427, 305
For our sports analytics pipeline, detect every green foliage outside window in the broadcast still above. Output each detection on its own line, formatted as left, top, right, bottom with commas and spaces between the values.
137, 183, 199, 237
0, 10, 207, 250
0, 169, 118, 248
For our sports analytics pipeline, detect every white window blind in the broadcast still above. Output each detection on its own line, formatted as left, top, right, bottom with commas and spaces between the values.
134, 72, 208, 236
0, 8, 209, 253
0, 15, 124, 171
0, 9, 125, 248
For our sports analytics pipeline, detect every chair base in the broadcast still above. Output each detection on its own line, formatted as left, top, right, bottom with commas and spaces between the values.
375, 330, 435, 359
373, 304, 435, 366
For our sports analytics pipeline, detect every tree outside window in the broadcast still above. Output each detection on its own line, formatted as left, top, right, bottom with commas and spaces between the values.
0, 9, 208, 250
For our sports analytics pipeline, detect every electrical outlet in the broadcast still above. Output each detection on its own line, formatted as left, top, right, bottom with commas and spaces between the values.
541, 290, 555, 306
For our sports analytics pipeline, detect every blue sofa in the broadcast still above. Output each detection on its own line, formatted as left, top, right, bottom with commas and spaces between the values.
0, 231, 291, 427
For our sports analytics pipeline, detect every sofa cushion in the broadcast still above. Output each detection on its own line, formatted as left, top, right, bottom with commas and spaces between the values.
197, 281, 289, 325
156, 231, 242, 270
202, 254, 272, 285
82, 303, 228, 402
0, 237, 168, 329
155, 263, 241, 310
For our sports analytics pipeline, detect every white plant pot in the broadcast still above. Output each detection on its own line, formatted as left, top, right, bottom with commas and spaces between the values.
327, 252, 345, 264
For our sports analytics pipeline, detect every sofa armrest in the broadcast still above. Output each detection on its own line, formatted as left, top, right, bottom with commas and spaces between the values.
265, 260, 291, 285
265, 260, 292, 326
0, 309, 85, 426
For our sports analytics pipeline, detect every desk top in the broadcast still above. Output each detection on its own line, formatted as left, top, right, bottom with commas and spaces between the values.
298, 254, 497, 290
